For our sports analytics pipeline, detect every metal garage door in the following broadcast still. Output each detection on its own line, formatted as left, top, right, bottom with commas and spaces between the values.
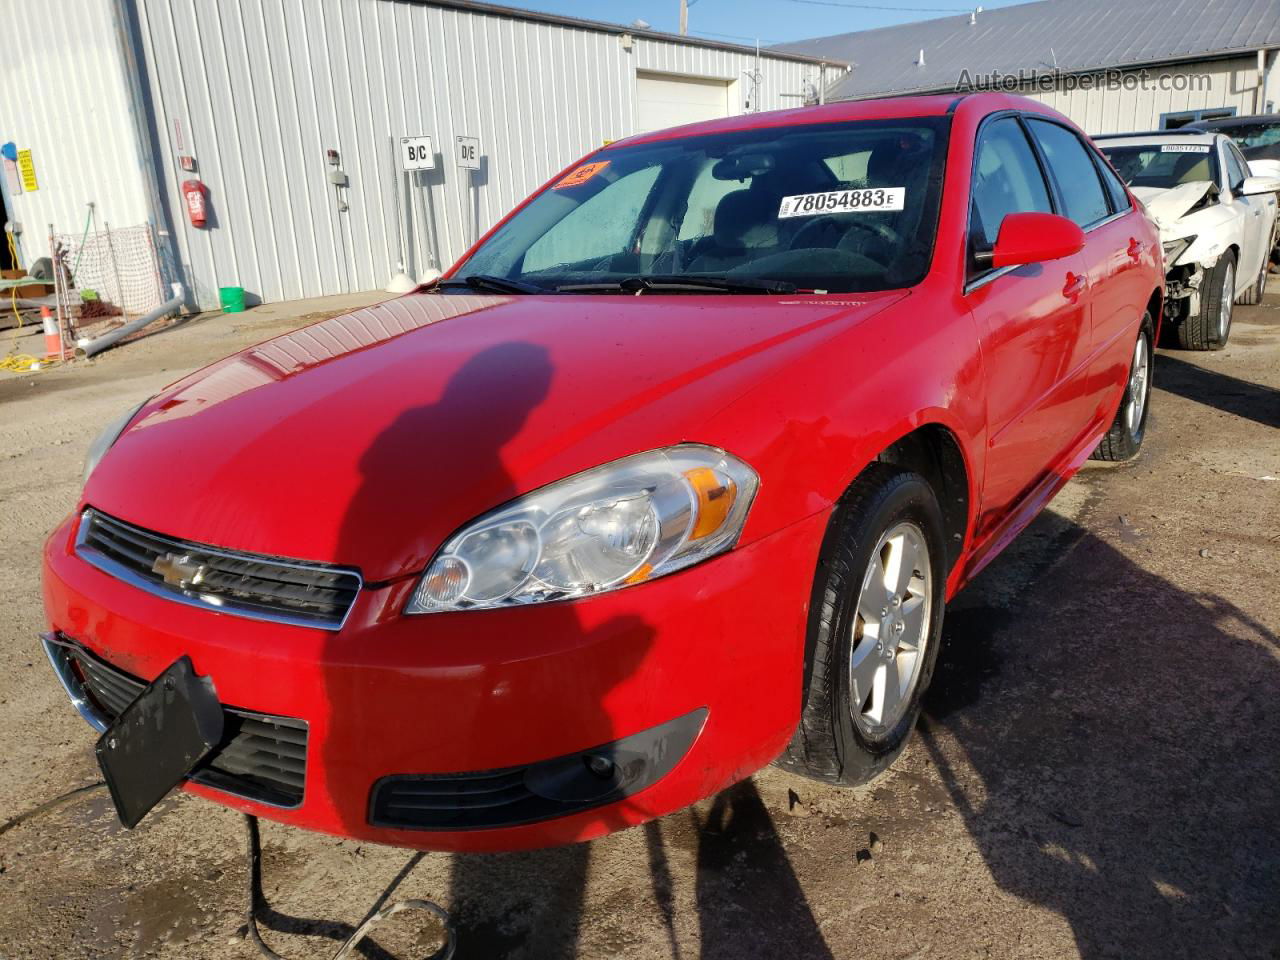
636, 72, 731, 135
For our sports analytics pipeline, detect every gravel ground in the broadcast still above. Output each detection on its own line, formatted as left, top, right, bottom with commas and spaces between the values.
1, 290, 1277, 960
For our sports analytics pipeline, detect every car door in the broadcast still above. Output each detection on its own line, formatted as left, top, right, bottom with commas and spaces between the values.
963, 115, 1094, 539
1221, 139, 1268, 288
1025, 118, 1147, 422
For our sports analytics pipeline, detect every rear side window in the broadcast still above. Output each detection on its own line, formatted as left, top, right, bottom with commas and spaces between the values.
970, 117, 1053, 254
1093, 152, 1131, 213
1027, 119, 1110, 227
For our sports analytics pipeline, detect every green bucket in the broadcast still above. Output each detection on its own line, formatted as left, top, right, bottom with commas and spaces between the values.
218, 286, 246, 313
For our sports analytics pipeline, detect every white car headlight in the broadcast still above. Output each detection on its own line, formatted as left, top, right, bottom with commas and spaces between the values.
1161, 235, 1196, 267
406, 444, 759, 613
82, 399, 148, 486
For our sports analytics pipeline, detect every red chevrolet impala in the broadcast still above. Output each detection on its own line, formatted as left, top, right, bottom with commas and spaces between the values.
42, 93, 1162, 851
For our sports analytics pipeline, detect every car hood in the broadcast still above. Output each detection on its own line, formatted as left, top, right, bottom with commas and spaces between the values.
1130, 181, 1215, 232
86, 290, 904, 580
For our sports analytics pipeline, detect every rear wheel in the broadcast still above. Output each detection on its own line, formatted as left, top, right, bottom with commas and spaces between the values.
777, 464, 945, 786
1092, 316, 1154, 462
1178, 253, 1234, 350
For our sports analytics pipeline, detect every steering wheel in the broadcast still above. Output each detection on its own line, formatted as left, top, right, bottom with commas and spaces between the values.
788, 215, 898, 256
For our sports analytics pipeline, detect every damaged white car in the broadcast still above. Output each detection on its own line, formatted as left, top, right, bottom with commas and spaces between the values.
1097, 131, 1280, 350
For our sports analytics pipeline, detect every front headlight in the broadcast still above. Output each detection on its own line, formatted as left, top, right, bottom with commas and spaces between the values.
406, 444, 759, 613
1162, 235, 1196, 266
82, 399, 148, 486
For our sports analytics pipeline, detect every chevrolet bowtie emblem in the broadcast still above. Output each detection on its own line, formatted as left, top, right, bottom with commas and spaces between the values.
151, 553, 206, 588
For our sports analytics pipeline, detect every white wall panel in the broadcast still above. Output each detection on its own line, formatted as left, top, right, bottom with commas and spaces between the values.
0, 0, 150, 267
127, 0, 820, 308
1024, 57, 1265, 135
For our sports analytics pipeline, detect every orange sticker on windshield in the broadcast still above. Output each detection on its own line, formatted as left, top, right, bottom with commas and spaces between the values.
554, 161, 609, 188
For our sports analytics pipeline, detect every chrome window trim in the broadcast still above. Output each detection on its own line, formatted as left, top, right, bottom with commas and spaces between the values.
1084, 209, 1128, 233
963, 264, 1018, 295
75, 509, 362, 631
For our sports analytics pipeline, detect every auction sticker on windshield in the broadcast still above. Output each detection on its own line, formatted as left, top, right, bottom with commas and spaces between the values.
555, 161, 610, 188
778, 187, 905, 218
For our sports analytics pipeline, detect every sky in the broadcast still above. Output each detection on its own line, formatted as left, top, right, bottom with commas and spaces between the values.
505, 0, 1036, 46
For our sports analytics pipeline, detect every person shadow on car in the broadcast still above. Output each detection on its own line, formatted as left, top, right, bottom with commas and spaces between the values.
320, 340, 833, 959
327, 340, 654, 958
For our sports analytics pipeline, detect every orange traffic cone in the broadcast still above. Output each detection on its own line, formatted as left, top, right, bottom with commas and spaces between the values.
41, 307, 64, 360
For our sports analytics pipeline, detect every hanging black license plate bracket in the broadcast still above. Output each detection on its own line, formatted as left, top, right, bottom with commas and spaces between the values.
95, 656, 224, 829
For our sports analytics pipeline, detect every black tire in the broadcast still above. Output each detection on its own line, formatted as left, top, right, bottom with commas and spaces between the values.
1092, 315, 1154, 462
776, 464, 946, 786
1178, 252, 1235, 350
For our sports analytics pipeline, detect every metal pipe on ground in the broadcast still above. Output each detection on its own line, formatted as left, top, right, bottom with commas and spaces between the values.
75, 283, 184, 359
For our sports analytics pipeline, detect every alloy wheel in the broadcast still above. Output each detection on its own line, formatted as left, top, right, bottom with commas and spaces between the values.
1218, 261, 1235, 342
1125, 333, 1150, 436
849, 521, 932, 737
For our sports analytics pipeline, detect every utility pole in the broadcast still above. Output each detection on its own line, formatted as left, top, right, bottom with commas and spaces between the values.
679, 0, 688, 35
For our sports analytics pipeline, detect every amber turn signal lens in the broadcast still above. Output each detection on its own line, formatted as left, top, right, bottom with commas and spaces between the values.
685, 467, 737, 541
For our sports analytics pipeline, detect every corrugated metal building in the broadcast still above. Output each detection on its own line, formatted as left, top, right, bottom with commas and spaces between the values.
0, 0, 837, 309
779, 0, 1280, 135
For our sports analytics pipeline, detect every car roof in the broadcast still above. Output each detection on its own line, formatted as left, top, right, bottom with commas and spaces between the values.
607, 91, 1063, 149
1094, 131, 1220, 147
1188, 114, 1280, 127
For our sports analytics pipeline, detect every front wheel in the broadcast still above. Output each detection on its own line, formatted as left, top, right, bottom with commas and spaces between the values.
1092, 317, 1154, 462
777, 464, 946, 786
1178, 253, 1234, 350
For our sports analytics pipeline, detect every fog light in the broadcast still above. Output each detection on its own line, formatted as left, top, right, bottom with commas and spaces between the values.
524, 708, 708, 805
584, 754, 615, 779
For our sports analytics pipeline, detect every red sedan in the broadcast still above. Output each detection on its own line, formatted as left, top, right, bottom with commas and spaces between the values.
42, 92, 1162, 851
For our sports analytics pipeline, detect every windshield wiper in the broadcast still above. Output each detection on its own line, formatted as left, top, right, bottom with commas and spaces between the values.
437, 274, 549, 295
558, 274, 796, 294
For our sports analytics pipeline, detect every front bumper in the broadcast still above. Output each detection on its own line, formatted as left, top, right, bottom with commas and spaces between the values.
42, 509, 827, 851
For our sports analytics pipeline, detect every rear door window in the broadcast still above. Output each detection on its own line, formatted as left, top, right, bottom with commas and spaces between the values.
1027, 119, 1110, 227
1093, 152, 1132, 213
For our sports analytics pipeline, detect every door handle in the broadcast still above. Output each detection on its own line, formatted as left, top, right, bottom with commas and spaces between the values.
1062, 272, 1087, 299
1127, 238, 1144, 261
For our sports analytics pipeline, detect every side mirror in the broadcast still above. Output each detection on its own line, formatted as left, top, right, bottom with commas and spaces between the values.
974, 212, 1086, 270
1240, 175, 1280, 197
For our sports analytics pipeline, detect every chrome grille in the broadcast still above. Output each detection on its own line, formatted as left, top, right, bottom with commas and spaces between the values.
57, 639, 307, 808
76, 509, 361, 630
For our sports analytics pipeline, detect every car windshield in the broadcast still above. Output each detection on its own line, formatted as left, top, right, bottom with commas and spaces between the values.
451, 117, 950, 294
1099, 143, 1220, 190
1204, 121, 1280, 159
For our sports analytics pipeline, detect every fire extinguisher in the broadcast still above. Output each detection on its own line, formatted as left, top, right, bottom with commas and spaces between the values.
182, 179, 208, 228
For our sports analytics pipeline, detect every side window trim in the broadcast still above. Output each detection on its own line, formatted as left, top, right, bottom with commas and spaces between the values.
1023, 115, 1114, 231
964, 110, 1058, 291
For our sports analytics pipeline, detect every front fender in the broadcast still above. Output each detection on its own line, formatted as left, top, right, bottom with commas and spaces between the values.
701, 295, 987, 548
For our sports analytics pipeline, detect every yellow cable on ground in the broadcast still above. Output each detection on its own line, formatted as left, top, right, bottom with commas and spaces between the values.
3, 231, 58, 371
0, 353, 50, 372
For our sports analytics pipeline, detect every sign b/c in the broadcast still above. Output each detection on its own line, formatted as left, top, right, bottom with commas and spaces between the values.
400, 136, 436, 172
456, 136, 481, 170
